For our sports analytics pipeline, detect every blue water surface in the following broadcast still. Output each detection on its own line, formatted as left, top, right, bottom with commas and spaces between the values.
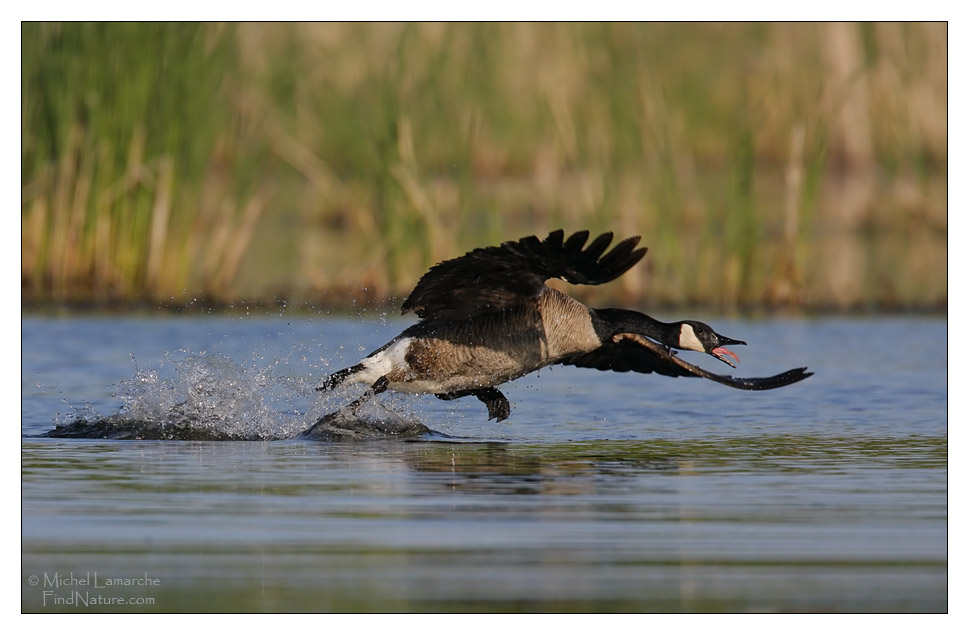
21, 314, 947, 612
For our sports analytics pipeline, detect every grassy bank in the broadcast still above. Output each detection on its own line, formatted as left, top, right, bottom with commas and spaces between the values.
21, 22, 947, 311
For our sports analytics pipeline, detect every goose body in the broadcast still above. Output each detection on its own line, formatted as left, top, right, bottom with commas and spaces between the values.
321, 230, 811, 421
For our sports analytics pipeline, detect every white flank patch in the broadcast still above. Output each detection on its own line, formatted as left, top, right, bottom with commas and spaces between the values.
679, 324, 705, 352
358, 337, 413, 383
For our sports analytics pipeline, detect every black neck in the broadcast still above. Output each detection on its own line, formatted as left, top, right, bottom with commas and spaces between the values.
591, 308, 680, 347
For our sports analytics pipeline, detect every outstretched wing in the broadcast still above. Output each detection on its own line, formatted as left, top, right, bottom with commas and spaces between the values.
401, 230, 647, 320
562, 332, 812, 391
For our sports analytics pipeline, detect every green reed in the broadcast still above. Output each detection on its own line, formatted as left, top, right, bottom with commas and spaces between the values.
22, 22, 947, 310
22, 23, 262, 302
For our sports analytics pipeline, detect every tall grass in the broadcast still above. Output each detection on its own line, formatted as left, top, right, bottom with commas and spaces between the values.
21, 23, 265, 302
22, 22, 947, 310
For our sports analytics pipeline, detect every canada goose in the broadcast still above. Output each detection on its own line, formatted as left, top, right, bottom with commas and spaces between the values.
319, 230, 811, 421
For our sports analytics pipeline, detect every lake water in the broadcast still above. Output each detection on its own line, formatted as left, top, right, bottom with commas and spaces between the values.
21, 313, 947, 612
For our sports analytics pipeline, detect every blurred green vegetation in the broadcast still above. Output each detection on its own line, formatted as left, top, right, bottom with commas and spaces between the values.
21, 22, 947, 311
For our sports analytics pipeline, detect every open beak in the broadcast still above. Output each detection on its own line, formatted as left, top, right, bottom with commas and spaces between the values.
711, 334, 746, 368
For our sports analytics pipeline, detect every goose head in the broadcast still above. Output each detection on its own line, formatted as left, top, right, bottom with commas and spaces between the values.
676, 320, 746, 368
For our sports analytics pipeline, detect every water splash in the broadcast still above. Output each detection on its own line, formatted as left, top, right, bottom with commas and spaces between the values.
114, 354, 297, 439
43, 352, 429, 441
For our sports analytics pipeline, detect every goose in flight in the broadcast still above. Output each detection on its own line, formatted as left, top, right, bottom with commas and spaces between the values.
319, 230, 812, 421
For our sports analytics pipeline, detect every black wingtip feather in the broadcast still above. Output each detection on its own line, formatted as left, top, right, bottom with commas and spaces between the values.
757, 367, 813, 389
588, 236, 645, 285
582, 232, 614, 261
561, 230, 590, 254
545, 229, 565, 249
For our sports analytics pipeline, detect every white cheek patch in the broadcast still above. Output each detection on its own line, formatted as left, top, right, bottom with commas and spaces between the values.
679, 324, 705, 352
